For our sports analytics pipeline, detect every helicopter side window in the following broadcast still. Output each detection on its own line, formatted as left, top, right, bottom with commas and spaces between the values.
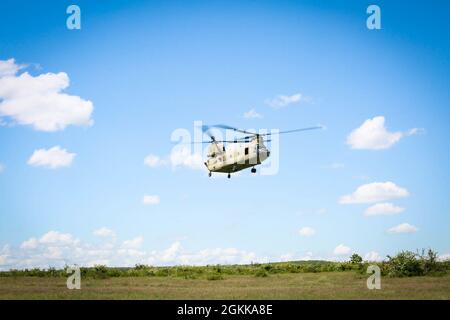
245, 147, 249, 155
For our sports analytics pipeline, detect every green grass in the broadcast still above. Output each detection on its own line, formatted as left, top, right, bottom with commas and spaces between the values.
1, 272, 449, 299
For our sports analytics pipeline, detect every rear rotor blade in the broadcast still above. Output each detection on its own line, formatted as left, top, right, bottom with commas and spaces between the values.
232, 126, 323, 141
188, 125, 323, 144
206, 124, 257, 136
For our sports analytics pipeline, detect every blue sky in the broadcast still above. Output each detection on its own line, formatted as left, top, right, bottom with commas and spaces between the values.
0, 0, 449, 268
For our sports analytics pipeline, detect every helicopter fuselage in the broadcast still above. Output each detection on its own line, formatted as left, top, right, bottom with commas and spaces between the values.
204, 137, 270, 174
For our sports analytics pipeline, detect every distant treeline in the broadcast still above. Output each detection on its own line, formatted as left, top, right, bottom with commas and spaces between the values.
1, 249, 448, 279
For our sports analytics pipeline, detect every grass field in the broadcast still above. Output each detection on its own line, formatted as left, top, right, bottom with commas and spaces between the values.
1, 272, 449, 299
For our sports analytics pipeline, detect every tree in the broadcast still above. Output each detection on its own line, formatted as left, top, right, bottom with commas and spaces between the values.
350, 253, 363, 264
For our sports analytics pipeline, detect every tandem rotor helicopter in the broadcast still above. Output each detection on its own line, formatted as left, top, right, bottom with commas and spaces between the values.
192, 124, 323, 178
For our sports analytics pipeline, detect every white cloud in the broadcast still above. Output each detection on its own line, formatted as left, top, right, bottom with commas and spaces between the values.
20, 238, 39, 250
170, 147, 204, 170
142, 195, 160, 205
160, 241, 182, 263
39, 231, 79, 246
145, 147, 204, 171
279, 251, 325, 262
364, 251, 383, 262
339, 181, 409, 204
299, 251, 315, 261
122, 236, 144, 249
279, 253, 294, 262
333, 244, 351, 255
0, 58, 25, 77
27, 146, 76, 169
176, 246, 259, 266
346, 116, 420, 150
93, 227, 116, 238
0, 246, 10, 265
387, 223, 418, 234
364, 202, 405, 217
406, 128, 425, 136
144, 154, 166, 167
298, 227, 316, 237
0, 58, 93, 131
19, 231, 80, 257
439, 253, 450, 261
1, 230, 292, 269
243, 108, 263, 119
265, 93, 311, 108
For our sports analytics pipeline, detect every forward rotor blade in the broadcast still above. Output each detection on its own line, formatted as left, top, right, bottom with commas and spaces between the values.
188, 141, 216, 144
201, 125, 216, 141
258, 126, 324, 137
182, 138, 272, 144
188, 140, 244, 144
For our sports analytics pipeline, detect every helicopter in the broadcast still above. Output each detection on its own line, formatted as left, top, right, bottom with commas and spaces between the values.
193, 124, 322, 178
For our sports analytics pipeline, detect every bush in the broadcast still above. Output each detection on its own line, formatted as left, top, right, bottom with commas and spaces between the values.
93, 265, 109, 279
420, 249, 440, 273
255, 269, 268, 277
155, 268, 170, 277
385, 251, 422, 277
207, 274, 224, 280
134, 264, 150, 270
419, 249, 446, 275
0, 249, 446, 278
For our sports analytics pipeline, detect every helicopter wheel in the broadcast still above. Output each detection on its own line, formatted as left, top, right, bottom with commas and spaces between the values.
208, 172, 212, 177
228, 173, 231, 179
251, 167, 256, 173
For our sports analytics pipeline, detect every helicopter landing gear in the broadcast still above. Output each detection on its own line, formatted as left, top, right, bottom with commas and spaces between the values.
251, 167, 256, 174
208, 172, 212, 177
228, 173, 231, 179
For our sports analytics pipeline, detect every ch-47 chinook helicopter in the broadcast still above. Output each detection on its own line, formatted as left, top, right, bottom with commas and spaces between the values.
193, 124, 322, 178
